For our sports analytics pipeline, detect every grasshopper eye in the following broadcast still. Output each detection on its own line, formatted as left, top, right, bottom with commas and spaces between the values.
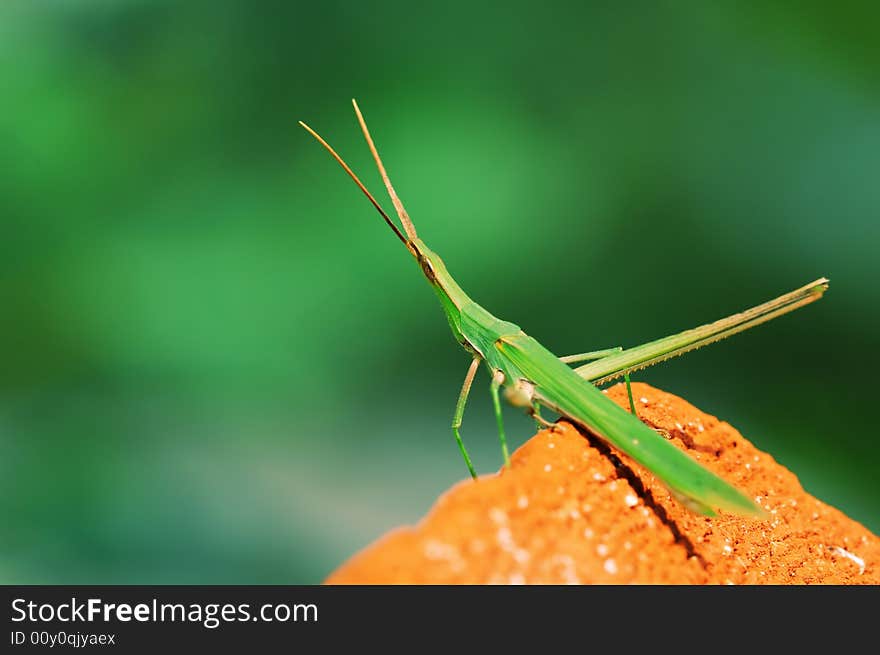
420, 257, 436, 283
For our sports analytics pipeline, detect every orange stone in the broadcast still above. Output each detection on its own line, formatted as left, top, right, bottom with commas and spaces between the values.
326, 383, 877, 584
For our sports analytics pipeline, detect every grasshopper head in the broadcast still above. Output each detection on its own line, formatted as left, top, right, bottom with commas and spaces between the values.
408, 238, 472, 336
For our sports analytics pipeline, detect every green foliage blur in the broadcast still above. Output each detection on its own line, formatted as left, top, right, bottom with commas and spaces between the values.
2, 1, 878, 583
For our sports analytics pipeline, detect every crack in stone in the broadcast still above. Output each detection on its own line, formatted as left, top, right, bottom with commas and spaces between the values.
562, 420, 708, 568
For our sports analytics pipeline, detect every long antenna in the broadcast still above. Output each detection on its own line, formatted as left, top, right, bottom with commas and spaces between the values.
298, 120, 408, 246
351, 99, 418, 241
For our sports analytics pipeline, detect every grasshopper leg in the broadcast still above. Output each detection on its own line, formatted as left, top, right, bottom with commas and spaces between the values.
623, 371, 638, 416
490, 370, 511, 467
531, 401, 546, 431
452, 356, 481, 479
558, 346, 623, 365
561, 347, 639, 417
529, 402, 560, 430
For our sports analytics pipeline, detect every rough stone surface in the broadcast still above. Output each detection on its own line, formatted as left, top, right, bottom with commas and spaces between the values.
326, 383, 877, 584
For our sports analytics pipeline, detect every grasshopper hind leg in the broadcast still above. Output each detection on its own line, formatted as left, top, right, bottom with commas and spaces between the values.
561, 346, 639, 417
559, 346, 623, 365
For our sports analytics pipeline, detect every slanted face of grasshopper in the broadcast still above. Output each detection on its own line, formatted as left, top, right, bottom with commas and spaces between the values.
301, 101, 828, 518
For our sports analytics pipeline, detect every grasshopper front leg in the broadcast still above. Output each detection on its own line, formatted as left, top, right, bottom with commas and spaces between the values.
452, 356, 481, 479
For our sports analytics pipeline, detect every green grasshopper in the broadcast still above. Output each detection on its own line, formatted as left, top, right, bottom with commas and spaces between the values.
300, 101, 828, 518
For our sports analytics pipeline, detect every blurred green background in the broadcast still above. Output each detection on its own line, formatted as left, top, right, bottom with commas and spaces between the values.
2, 1, 878, 583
